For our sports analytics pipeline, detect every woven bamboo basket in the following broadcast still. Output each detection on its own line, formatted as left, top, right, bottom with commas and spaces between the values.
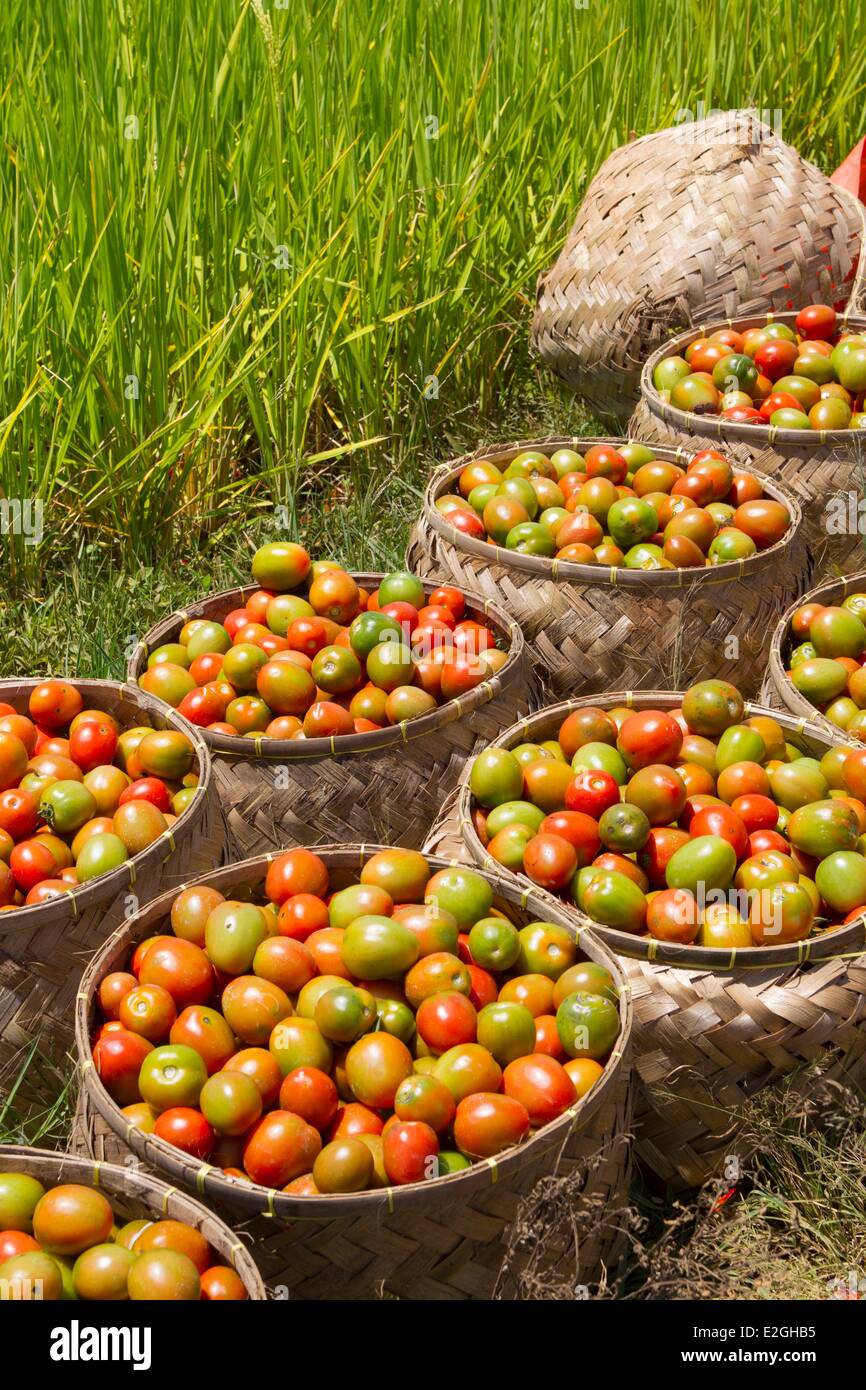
0, 679, 223, 1117
0, 1144, 265, 1298
629, 306, 866, 575
531, 109, 862, 421
760, 570, 866, 741
406, 437, 808, 703
74, 847, 633, 1300
127, 576, 532, 860
426, 692, 866, 1190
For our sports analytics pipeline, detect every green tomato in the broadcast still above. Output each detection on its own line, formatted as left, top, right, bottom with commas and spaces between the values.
476, 1001, 536, 1065
556, 992, 620, 1060
580, 870, 647, 933
341, 915, 420, 979
76, 833, 129, 882
349, 610, 404, 659
138, 1044, 208, 1112
653, 357, 691, 393
814, 851, 866, 915
377, 571, 426, 610
470, 748, 524, 808
598, 802, 651, 852
607, 498, 658, 549
205, 901, 268, 975
467, 917, 521, 971
665, 835, 737, 894
39, 780, 97, 833
571, 742, 629, 785
485, 800, 546, 837
505, 522, 556, 556
786, 800, 860, 858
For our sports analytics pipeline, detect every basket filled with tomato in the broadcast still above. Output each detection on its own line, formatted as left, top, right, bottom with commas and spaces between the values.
630, 303, 866, 572
406, 437, 807, 702
427, 681, 866, 1189
0, 1145, 265, 1300
0, 678, 223, 1116
762, 573, 866, 745
74, 846, 632, 1300
127, 547, 531, 860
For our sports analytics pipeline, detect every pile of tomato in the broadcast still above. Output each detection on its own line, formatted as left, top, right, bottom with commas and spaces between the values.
651, 304, 866, 431
91, 848, 621, 1194
784, 595, 866, 739
468, 679, 866, 947
0, 681, 199, 910
435, 444, 790, 569
0, 1172, 246, 1301
138, 548, 505, 741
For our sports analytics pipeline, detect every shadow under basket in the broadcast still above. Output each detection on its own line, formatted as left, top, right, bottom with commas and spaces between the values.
74, 847, 633, 1300
0, 679, 224, 1121
630, 310, 866, 577
127, 576, 534, 860
424, 692, 866, 1191
0, 1143, 265, 1299
406, 437, 808, 703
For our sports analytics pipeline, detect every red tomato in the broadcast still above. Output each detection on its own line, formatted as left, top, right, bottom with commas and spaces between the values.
93, 1028, 154, 1106
245, 591, 276, 624
731, 794, 779, 834
278, 1067, 339, 1131
451, 621, 495, 655
276, 892, 330, 940
325, 1103, 384, 1142
9, 838, 58, 892
754, 340, 798, 381
453, 1092, 530, 1158
523, 833, 578, 890
537, 811, 601, 866
416, 992, 478, 1052
564, 770, 620, 819
636, 827, 691, 887
0, 789, 38, 841
177, 687, 226, 727
748, 828, 789, 857
688, 805, 749, 860
242, 1111, 322, 1187
382, 1120, 439, 1186
584, 444, 627, 484
795, 304, 837, 341
617, 710, 683, 769
534, 1015, 564, 1058
124, 777, 174, 813
758, 391, 801, 421
429, 586, 465, 620
0, 1230, 41, 1260
466, 962, 498, 1011
138, 938, 214, 1010
28, 680, 83, 730
68, 720, 118, 772
153, 1107, 215, 1159
265, 849, 329, 904
502, 1054, 576, 1126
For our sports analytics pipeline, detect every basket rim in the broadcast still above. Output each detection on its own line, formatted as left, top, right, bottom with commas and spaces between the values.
453, 689, 866, 971
76, 845, 632, 1223
0, 1143, 266, 1298
639, 310, 866, 447
126, 573, 526, 763
765, 568, 866, 740
419, 436, 803, 588
0, 678, 212, 936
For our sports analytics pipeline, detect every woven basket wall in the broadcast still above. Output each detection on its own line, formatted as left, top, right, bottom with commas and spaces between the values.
75, 848, 633, 1300
630, 311, 866, 575
532, 109, 862, 420
424, 693, 866, 1190
0, 1143, 265, 1298
406, 437, 808, 704
759, 570, 866, 741
0, 679, 224, 1119
128, 577, 534, 861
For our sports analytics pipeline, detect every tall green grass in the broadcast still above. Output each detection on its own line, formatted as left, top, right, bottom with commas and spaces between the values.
1, 0, 865, 582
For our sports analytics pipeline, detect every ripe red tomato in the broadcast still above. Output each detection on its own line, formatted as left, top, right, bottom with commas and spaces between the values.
754, 340, 798, 381
138, 938, 214, 1010
538, 811, 601, 866
325, 1103, 384, 1142
748, 829, 789, 857
416, 991, 478, 1052
429, 586, 465, 621
688, 805, 749, 860
502, 1054, 576, 1125
795, 304, 837, 341
0, 789, 38, 841
177, 688, 226, 727
564, 770, 620, 818
93, 1028, 154, 1106
278, 1067, 339, 1130
534, 1015, 565, 1058
242, 1111, 322, 1187
453, 1092, 530, 1158
382, 1120, 439, 1185
68, 720, 118, 772
731, 794, 779, 834
523, 833, 578, 890
265, 849, 329, 904
617, 710, 683, 769
28, 680, 83, 729
584, 445, 627, 483
9, 838, 58, 891
276, 892, 329, 940
118, 777, 172, 812
466, 962, 498, 1011
153, 1107, 215, 1159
